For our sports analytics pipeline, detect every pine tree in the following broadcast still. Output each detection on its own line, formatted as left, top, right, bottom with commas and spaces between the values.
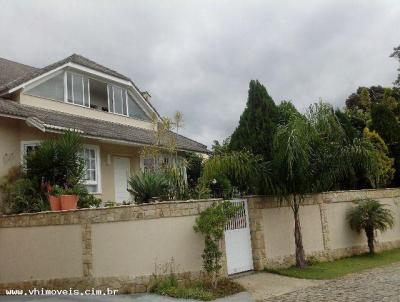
229, 80, 278, 161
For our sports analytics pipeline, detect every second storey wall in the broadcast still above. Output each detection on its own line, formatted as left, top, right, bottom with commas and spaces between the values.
18, 93, 154, 130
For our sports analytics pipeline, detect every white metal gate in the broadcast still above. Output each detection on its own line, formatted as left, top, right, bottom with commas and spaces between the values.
224, 199, 254, 275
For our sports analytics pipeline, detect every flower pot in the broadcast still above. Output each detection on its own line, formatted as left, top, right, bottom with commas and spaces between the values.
60, 195, 79, 211
49, 195, 61, 211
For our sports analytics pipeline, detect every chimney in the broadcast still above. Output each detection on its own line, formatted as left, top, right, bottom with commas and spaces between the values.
142, 91, 151, 102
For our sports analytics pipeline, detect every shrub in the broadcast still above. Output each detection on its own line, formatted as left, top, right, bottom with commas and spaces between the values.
128, 171, 169, 203
7, 178, 48, 214
0, 166, 47, 214
25, 130, 85, 190
163, 164, 189, 200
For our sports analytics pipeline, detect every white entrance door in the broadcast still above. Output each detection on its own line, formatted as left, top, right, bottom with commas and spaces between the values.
114, 157, 131, 203
224, 199, 254, 275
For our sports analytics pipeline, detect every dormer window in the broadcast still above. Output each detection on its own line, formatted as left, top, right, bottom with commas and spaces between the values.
25, 70, 151, 121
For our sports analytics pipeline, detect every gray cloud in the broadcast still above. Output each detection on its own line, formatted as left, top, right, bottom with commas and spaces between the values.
1, 0, 399, 147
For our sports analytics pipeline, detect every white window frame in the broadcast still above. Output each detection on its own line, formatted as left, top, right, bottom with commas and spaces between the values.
107, 84, 129, 116
66, 71, 90, 108
20, 140, 41, 163
83, 144, 102, 194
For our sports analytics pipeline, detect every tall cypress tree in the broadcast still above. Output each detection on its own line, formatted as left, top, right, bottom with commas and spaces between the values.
229, 80, 278, 161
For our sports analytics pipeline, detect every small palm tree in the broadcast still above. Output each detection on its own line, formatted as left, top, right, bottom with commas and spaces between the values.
347, 199, 394, 254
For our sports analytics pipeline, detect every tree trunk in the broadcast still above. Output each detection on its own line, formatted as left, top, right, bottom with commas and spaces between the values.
365, 227, 375, 254
293, 205, 307, 268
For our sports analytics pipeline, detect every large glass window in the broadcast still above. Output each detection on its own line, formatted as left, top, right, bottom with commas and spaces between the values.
128, 93, 150, 121
82, 146, 101, 193
67, 72, 89, 107
25, 72, 64, 101
108, 85, 127, 115
26, 70, 151, 121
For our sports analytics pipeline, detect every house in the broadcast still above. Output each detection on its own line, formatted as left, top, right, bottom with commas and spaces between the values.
0, 54, 209, 203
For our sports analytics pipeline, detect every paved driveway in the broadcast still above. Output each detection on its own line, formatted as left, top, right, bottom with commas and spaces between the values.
266, 262, 400, 302
0, 292, 253, 302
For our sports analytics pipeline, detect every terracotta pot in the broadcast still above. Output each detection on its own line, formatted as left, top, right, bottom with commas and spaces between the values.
49, 195, 61, 211
60, 195, 79, 211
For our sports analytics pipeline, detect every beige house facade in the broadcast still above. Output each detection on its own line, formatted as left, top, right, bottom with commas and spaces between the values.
0, 54, 209, 204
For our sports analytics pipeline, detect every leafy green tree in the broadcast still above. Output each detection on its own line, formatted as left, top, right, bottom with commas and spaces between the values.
370, 104, 400, 145
363, 128, 395, 188
277, 100, 301, 126
229, 80, 278, 161
347, 199, 394, 254
272, 102, 376, 268
211, 138, 230, 155
185, 152, 203, 191
199, 150, 272, 196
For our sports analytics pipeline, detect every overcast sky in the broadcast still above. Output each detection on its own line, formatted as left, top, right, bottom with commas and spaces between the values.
1, 0, 399, 147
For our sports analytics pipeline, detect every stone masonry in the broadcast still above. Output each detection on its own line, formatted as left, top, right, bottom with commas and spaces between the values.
246, 188, 400, 269
0, 198, 221, 294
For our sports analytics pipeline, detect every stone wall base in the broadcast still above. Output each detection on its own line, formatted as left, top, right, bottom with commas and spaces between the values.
0, 271, 204, 295
264, 240, 400, 269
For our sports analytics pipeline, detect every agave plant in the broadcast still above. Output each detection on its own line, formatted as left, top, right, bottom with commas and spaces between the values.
128, 171, 169, 204
347, 198, 394, 254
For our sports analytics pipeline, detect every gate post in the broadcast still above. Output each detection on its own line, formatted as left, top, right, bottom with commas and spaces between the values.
247, 196, 267, 271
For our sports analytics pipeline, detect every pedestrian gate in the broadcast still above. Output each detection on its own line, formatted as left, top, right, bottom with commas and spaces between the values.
224, 199, 254, 275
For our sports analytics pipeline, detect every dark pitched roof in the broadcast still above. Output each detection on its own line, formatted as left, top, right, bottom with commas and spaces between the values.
0, 58, 38, 88
0, 98, 209, 154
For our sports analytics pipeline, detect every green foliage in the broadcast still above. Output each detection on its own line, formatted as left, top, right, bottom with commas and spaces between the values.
194, 201, 239, 288
347, 199, 394, 254
272, 102, 381, 267
211, 139, 231, 156
370, 104, 400, 145
229, 80, 278, 161
2, 177, 48, 214
163, 164, 189, 200
199, 150, 271, 197
277, 100, 301, 126
150, 271, 243, 301
363, 128, 395, 187
26, 130, 85, 190
185, 152, 203, 190
128, 171, 169, 203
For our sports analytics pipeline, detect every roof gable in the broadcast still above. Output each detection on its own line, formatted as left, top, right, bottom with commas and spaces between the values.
0, 54, 161, 119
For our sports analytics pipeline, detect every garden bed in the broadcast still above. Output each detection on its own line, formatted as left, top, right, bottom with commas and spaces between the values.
150, 277, 244, 301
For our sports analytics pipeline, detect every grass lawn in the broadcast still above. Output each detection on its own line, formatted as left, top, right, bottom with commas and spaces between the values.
267, 248, 400, 280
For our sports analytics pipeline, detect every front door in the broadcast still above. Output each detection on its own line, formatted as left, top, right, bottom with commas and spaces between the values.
114, 157, 131, 203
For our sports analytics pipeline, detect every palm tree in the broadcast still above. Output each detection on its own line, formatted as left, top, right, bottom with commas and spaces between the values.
272, 102, 376, 268
347, 199, 394, 254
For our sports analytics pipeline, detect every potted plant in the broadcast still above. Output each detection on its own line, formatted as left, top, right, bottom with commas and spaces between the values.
60, 186, 80, 211
48, 185, 62, 211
